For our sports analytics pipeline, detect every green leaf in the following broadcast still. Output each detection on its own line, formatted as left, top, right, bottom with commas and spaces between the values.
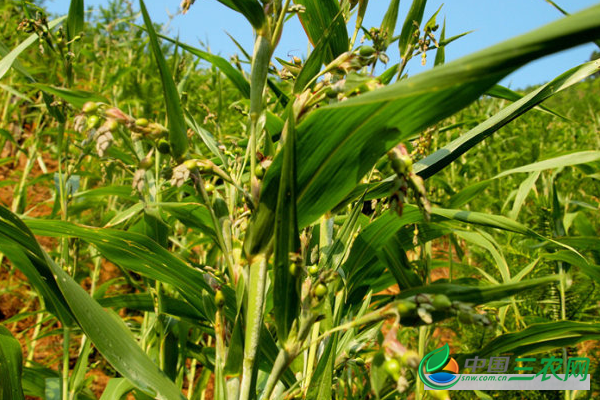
45, 249, 185, 399
160, 202, 216, 242
294, 0, 348, 62
216, 0, 265, 29
139, 0, 188, 159
184, 110, 229, 168
294, 12, 345, 93
380, 0, 400, 47
245, 6, 600, 255
486, 84, 566, 119
0, 325, 25, 400
0, 209, 185, 400
66, 0, 84, 41
398, 0, 427, 57
305, 332, 337, 400
426, 343, 450, 373
24, 219, 212, 319
99, 378, 134, 400
434, 18, 446, 66
415, 60, 600, 180
0, 207, 74, 326
155, 33, 250, 98
509, 171, 541, 220
272, 108, 300, 341
459, 322, 600, 361
494, 150, 600, 179
29, 83, 108, 109
0, 16, 66, 81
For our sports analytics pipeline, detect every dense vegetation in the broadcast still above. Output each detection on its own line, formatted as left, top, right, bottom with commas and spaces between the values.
0, 0, 599, 399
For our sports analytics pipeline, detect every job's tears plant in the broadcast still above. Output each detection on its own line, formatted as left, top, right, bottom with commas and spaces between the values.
0, 0, 600, 399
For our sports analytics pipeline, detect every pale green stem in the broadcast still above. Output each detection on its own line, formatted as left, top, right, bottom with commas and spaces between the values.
303, 216, 332, 389
263, 314, 318, 400
271, 0, 292, 49
249, 32, 271, 197
26, 311, 45, 364
11, 137, 39, 213
350, 0, 368, 49
239, 253, 271, 400
62, 327, 70, 400
303, 321, 320, 392
416, 326, 428, 400
191, 170, 234, 274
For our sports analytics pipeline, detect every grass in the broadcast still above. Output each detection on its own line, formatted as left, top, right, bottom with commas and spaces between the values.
0, 0, 599, 399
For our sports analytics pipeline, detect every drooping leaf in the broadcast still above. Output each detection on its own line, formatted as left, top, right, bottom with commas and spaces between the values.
245, 6, 600, 255
416, 60, 600, 180
458, 321, 600, 362
0, 208, 185, 400
294, 12, 346, 93
24, 218, 212, 319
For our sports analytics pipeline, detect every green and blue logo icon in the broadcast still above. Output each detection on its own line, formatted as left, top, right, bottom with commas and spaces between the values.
418, 343, 460, 389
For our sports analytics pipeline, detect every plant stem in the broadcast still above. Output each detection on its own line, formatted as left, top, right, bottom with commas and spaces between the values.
62, 326, 70, 400
249, 31, 271, 199
239, 252, 271, 400
416, 325, 428, 400
271, 0, 291, 49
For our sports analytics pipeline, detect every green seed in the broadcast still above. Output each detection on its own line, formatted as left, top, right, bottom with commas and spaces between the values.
86, 115, 100, 130
308, 265, 319, 276
184, 160, 198, 171
383, 358, 401, 379
255, 164, 265, 179
135, 118, 149, 127
82, 101, 98, 114
289, 262, 300, 277
139, 157, 153, 169
354, 357, 365, 367
314, 283, 328, 299
157, 139, 170, 154
358, 45, 376, 57
204, 182, 215, 193
396, 300, 417, 316
215, 290, 225, 308
432, 294, 452, 310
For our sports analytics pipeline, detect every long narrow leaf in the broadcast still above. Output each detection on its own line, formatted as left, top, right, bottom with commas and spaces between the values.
0, 326, 26, 400
139, 0, 188, 159
272, 108, 300, 341
245, 6, 600, 255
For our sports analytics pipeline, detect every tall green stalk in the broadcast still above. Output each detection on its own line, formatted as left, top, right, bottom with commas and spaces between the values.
239, 253, 271, 400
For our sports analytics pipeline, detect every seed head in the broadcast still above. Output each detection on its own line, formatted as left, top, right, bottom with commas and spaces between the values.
95, 128, 114, 157
132, 169, 146, 193
170, 163, 190, 187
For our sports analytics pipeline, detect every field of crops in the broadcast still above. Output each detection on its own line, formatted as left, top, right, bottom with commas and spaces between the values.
1, 0, 600, 399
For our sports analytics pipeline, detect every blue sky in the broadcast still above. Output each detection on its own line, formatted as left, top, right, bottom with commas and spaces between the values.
44, 0, 600, 89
